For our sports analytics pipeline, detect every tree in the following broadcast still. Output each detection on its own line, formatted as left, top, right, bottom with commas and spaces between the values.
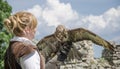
0, 0, 12, 69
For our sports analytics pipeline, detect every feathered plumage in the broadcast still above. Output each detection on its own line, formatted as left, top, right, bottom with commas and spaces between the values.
37, 25, 114, 63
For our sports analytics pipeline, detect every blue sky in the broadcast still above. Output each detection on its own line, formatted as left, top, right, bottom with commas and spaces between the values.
7, 0, 120, 58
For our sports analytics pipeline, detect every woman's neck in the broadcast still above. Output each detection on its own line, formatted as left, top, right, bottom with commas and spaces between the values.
17, 35, 33, 40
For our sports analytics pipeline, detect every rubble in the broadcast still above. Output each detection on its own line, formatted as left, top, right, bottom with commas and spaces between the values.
59, 40, 120, 69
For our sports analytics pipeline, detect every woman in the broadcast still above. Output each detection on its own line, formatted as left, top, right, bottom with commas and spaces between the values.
4, 11, 45, 69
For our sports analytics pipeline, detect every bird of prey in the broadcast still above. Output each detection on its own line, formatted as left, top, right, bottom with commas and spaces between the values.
37, 25, 114, 63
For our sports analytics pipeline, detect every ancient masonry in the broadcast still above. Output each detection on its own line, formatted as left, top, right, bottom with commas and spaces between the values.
59, 40, 120, 69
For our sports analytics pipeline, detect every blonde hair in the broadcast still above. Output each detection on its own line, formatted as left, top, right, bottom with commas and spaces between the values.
4, 11, 37, 36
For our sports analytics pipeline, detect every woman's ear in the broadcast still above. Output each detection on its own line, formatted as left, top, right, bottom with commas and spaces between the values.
23, 30, 26, 35
25, 26, 30, 30
25, 26, 31, 32
23, 26, 30, 34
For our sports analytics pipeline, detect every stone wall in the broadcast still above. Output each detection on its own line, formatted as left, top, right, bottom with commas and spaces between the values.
102, 44, 120, 69
59, 40, 120, 69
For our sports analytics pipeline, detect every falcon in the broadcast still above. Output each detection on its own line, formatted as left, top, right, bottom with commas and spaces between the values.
37, 25, 114, 63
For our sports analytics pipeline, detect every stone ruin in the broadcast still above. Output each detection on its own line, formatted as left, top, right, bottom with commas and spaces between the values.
59, 40, 120, 69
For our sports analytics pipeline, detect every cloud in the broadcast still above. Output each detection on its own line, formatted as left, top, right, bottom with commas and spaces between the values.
43, 0, 79, 26
27, 5, 42, 18
27, 0, 79, 39
27, 0, 120, 42
81, 6, 120, 35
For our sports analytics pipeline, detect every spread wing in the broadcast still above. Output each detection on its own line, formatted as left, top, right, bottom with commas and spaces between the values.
37, 34, 60, 62
59, 28, 114, 61
68, 28, 114, 51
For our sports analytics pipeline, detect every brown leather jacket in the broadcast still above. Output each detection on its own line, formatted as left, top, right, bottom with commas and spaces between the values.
4, 41, 45, 69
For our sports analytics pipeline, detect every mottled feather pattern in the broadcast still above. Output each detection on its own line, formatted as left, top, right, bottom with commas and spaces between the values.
37, 25, 114, 62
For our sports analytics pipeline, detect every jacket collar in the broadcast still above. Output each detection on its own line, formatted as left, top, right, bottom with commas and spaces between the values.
10, 36, 36, 46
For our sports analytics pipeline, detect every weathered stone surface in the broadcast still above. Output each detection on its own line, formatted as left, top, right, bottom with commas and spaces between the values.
59, 40, 120, 69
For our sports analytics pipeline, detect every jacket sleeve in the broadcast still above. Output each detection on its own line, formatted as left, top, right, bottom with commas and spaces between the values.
11, 42, 36, 59
11, 42, 41, 69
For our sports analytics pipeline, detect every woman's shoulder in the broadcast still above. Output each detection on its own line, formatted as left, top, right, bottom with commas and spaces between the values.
10, 41, 37, 59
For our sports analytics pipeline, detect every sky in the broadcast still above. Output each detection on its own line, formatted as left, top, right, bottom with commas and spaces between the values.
7, 0, 120, 58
